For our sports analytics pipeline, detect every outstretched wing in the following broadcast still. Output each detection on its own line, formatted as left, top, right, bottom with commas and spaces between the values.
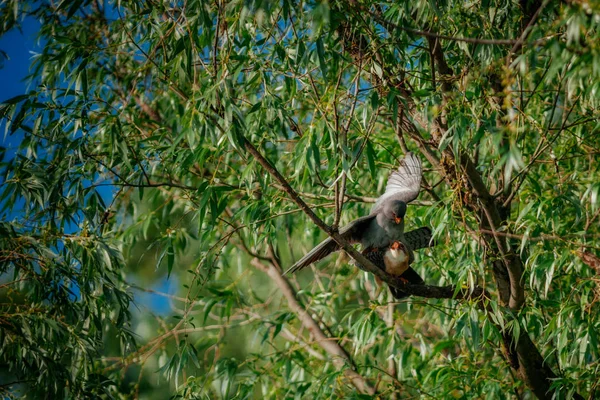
283, 215, 375, 275
372, 152, 422, 213
403, 227, 434, 251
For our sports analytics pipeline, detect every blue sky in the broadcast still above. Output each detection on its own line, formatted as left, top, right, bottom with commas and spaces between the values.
0, 18, 173, 316
0, 18, 41, 104
0, 17, 40, 154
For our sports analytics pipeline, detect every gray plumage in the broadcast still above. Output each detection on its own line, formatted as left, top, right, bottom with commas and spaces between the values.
284, 152, 428, 276
371, 152, 423, 213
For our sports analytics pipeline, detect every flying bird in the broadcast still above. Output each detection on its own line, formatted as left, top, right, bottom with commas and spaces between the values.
284, 152, 431, 275
358, 239, 426, 299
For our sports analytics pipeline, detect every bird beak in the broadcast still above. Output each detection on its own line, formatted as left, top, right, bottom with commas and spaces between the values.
394, 216, 402, 224
391, 241, 401, 250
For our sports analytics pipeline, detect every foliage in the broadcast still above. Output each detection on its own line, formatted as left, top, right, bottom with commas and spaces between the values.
1, 0, 600, 398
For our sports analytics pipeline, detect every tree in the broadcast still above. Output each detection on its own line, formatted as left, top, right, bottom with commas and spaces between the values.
1, 0, 599, 398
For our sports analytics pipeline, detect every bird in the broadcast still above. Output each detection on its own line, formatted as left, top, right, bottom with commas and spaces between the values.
358, 240, 426, 299
283, 152, 432, 276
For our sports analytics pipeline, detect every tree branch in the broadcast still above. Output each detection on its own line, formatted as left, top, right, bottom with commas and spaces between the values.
385, 279, 490, 302
328, 7, 585, 397
243, 138, 389, 282
249, 258, 376, 394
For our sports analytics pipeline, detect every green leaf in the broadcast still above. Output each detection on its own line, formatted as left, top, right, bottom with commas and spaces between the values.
66, 0, 84, 19
1, 94, 29, 104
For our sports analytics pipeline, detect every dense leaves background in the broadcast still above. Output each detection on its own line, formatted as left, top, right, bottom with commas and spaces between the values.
1, 0, 599, 398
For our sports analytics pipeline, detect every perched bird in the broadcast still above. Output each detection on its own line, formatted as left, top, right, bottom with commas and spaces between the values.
284, 152, 431, 276
358, 240, 426, 299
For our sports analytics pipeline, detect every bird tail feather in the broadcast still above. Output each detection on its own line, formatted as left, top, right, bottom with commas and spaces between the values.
404, 227, 434, 250
283, 237, 338, 275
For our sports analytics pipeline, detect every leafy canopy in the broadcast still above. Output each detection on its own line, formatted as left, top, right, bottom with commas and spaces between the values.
1, 0, 599, 399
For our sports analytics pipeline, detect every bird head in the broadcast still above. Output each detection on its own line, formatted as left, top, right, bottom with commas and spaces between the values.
383, 200, 407, 225
388, 241, 408, 262
390, 241, 406, 251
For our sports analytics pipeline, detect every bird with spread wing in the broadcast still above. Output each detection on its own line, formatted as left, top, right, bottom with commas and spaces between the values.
283, 152, 433, 278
